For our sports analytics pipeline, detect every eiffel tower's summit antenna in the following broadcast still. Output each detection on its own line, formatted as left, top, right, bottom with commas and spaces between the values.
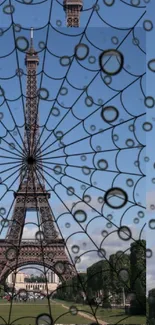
25, 27, 38, 58
30, 27, 33, 48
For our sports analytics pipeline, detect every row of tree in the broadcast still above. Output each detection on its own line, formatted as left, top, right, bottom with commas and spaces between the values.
148, 288, 155, 325
55, 240, 146, 316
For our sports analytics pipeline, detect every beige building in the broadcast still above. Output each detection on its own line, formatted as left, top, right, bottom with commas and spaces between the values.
6, 269, 59, 293
15, 281, 58, 294
7, 271, 26, 284
47, 270, 59, 284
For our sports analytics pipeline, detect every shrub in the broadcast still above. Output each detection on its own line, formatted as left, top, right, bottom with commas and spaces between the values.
129, 296, 146, 315
102, 301, 112, 309
148, 288, 155, 320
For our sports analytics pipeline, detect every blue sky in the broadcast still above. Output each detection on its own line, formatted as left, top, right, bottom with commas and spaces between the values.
144, 0, 155, 293
0, 0, 149, 288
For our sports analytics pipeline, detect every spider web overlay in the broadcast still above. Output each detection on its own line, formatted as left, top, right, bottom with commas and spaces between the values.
0, 0, 148, 324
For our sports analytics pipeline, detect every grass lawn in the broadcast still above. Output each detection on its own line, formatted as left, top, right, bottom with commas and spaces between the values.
0, 300, 90, 324
0, 299, 146, 324
53, 299, 146, 324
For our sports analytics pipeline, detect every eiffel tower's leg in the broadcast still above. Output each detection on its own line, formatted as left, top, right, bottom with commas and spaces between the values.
34, 170, 76, 281
5, 199, 26, 244
0, 199, 26, 283
37, 196, 76, 281
38, 199, 59, 241
0, 239, 18, 284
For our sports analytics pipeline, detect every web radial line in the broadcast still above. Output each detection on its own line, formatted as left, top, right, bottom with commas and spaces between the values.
7, 165, 29, 325
38, 161, 145, 208
31, 0, 54, 155
0, 122, 25, 158
40, 79, 144, 157
34, 167, 100, 324
35, 16, 133, 154
0, 108, 26, 157
0, 155, 22, 163
37, 111, 145, 159
36, 162, 145, 238
0, 161, 23, 166
34, 0, 103, 155
39, 160, 144, 178
36, 178, 145, 308
39, 129, 144, 164
36, 164, 145, 283
0, 163, 27, 201
31, 166, 53, 320
0, 144, 24, 159
39, 163, 145, 213
0, 162, 24, 175
8, 0, 30, 153
0, 164, 28, 236
39, 140, 143, 163
37, 145, 144, 161
1, 164, 24, 184
3, 95, 27, 154
38, 95, 144, 159
36, 76, 145, 158
36, 78, 142, 157
0, 129, 25, 157
0, 137, 24, 159
34, 11, 146, 156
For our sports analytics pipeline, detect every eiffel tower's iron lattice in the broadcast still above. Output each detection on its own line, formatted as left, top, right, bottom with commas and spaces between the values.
63, 0, 83, 27
0, 30, 76, 284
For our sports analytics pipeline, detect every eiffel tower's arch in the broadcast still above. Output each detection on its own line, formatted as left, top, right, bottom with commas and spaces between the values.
0, 239, 75, 285
2, 261, 73, 285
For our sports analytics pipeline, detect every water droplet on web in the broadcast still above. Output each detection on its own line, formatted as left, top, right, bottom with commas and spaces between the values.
73, 210, 87, 223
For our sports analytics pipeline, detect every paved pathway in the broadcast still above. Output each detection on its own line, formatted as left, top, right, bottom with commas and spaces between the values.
53, 300, 108, 325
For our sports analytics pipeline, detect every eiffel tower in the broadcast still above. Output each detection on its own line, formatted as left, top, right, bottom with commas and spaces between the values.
0, 29, 76, 285
63, 0, 83, 27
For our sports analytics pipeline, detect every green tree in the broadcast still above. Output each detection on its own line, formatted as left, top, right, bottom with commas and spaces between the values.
109, 252, 130, 296
72, 273, 87, 302
130, 239, 146, 315
87, 260, 112, 307
0, 284, 4, 298
87, 260, 103, 299
148, 288, 155, 321
102, 260, 111, 307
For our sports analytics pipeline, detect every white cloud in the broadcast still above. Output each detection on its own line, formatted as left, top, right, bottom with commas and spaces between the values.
22, 226, 38, 239
146, 191, 155, 212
